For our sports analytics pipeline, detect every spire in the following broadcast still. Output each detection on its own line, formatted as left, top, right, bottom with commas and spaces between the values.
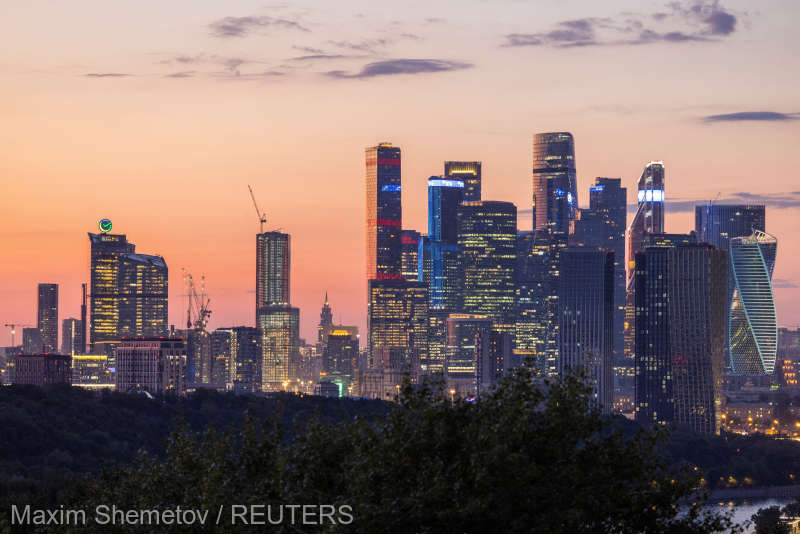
324, 291, 328, 305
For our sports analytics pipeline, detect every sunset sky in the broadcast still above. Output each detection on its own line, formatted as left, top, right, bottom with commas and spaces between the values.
1, 0, 799, 346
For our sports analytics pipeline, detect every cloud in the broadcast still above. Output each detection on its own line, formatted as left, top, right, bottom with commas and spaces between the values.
84, 73, 131, 78
773, 278, 798, 289
209, 15, 309, 38
328, 39, 390, 53
702, 111, 799, 122
503, 1, 741, 48
165, 71, 195, 78
645, 191, 800, 214
292, 45, 324, 54
290, 54, 348, 61
325, 59, 472, 79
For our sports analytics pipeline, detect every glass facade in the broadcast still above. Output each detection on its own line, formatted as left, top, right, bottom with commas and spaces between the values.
695, 204, 765, 250
37, 283, 58, 352
532, 132, 577, 233
729, 230, 778, 375
117, 254, 168, 339
256, 231, 290, 308
401, 229, 421, 281
89, 232, 135, 354
258, 305, 300, 392
61, 318, 83, 356
444, 161, 481, 202
366, 143, 402, 280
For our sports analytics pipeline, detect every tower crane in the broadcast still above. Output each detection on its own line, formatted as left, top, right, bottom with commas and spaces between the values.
248, 185, 267, 233
3, 323, 33, 347
182, 269, 211, 332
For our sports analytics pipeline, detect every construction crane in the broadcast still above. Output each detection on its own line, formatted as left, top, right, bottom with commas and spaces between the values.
3, 323, 33, 347
709, 191, 721, 205
182, 268, 211, 332
248, 184, 267, 233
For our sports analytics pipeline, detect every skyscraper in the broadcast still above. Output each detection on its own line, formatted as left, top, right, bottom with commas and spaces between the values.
22, 327, 44, 354
89, 232, 135, 353
211, 326, 260, 393
366, 143, 402, 280
558, 248, 615, 412
446, 313, 492, 395
61, 318, 83, 356
317, 292, 333, 344
444, 161, 481, 203
729, 230, 778, 375
322, 328, 359, 395
695, 204, 765, 250
401, 229, 421, 281
634, 244, 727, 434
256, 231, 290, 308
37, 283, 58, 352
115, 338, 186, 395
532, 132, 577, 233
458, 201, 517, 336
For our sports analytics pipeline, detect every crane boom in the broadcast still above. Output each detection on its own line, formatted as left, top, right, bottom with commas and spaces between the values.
248, 185, 267, 233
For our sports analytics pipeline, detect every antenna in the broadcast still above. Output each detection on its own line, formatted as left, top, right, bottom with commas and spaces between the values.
248, 185, 267, 233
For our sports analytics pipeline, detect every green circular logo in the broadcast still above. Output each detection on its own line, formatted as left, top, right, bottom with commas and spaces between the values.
99, 219, 112, 233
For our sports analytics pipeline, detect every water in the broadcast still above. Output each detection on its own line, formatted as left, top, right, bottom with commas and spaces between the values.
712, 499, 791, 533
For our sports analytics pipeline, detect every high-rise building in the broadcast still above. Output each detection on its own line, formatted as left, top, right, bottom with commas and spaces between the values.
71, 355, 113, 390
317, 293, 333, 344
729, 230, 778, 375
695, 204, 765, 250
475, 329, 513, 395
61, 318, 83, 356
458, 201, 517, 336
37, 283, 58, 352
426, 308, 450, 374
444, 161, 481, 202
558, 248, 615, 412
322, 328, 359, 395
366, 143, 402, 280
428, 176, 465, 243
634, 244, 727, 434
115, 338, 186, 395
184, 329, 211, 385
22, 327, 43, 354
256, 231, 290, 308
532, 132, 577, 233
401, 229, 421, 281
80, 283, 88, 354
211, 326, 260, 393
88, 233, 167, 355
446, 313, 492, 396
778, 328, 800, 388
14, 354, 71, 385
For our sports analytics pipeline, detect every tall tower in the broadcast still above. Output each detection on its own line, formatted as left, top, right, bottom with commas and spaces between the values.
444, 161, 481, 203
532, 132, 577, 233
88, 232, 134, 354
318, 292, 333, 344
695, 204, 765, 250
256, 231, 290, 309
37, 283, 58, 352
400, 229, 421, 281
366, 143, 402, 280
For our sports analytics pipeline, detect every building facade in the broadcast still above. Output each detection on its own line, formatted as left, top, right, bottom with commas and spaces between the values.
366, 143, 402, 280
115, 338, 186, 395
444, 161, 481, 202
88, 232, 135, 354
37, 283, 58, 352
532, 132, 577, 233
695, 204, 765, 250
401, 229, 421, 281
14, 354, 71, 385
61, 318, 83, 356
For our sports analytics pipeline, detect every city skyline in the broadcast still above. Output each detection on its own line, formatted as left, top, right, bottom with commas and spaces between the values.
2, 0, 800, 345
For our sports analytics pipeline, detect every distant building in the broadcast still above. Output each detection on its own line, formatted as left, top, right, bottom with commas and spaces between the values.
71, 354, 113, 390
61, 318, 83, 356
635, 244, 728, 434
37, 283, 58, 352
779, 328, 800, 388
475, 329, 512, 395
315, 381, 341, 398
211, 326, 260, 393
444, 161, 481, 202
14, 353, 71, 386
695, 204, 765, 250
366, 142, 403, 280
317, 293, 333, 345
446, 313, 492, 396
321, 328, 358, 395
183, 329, 211, 385
115, 338, 186, 395
426, 309, 450, 374
532, 132, 577, 233
558, 248, 615, 412
22, 327, 44, 355
400, 229, 421, 281
421, 176, 465, 310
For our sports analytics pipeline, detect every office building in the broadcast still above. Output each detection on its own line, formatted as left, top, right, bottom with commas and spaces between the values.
258, 306, 300, 392
695, 204, 765, 250
475, 329, 512, 395
71, 354, 113, 390
256, 231, 290, 308
366, 143, 402, 280
558, 248, 615, 412
14, 353, 71, 385
458, 201, 517, 336
729, 230, 778, 375
22, 327, 44, 355
322, 328, 359, 395
426, 308, 450, 374
634, 244, 727, 434
444, 161, 481, 202
401, 229, 421, 281
778, 328, 800, 388
61, 318, 83, 356
88, 232, 135, 353
317, 293, 333, 344
532, 132, 577, 233
184, 329, 211, 385
115, 338, 186, 395
211, 326, 260, 393
37, 283, 58, 352
446, 314, 492, 396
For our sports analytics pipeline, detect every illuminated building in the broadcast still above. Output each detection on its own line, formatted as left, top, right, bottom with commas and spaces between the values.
420, 176, 464, 310
475, 329, 512, 395
115, 338, 186, 395
211, 326, 260, 393
428, 176, 464, 244
426, 309, 450, 374
444, 161, 481, 202
695, 204, 765, 250
624, 162, 666, 369
256, 231, 290, 308
366, 143, 402, 280
322, 328, 359, 395
367, 279, 428, 378
458, 201, 517, 336
317, 292, 333, 344
446, 313, 492, 396
515, 229, 567, 376
779, 328, 800, 388
88, 233, 168, 356
37, 283, 58, 352
401, 229, 421, 281
22, 327, 44, 355
558, 248, 615, 412
729, 230, 778, 375
532, 132, 577, 233
71, 354, 114, 389
183, 329, 211, 385
61, 318, 83, 356
14, 353, 71, 385
634, 244, 727, 434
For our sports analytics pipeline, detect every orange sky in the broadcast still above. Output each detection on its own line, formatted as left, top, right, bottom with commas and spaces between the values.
1, 1, 799, 346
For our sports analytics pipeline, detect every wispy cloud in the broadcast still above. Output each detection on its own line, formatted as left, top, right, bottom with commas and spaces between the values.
503, 1, 741, 48
290, 54, 349, 62
325, 59, 471, 79
84, 72, 131, 78
292, 45, 324, 54
209, 15, 309, 38
773, 278, 798, 289
165, 71, 195, 78
702, 111, 799, 122
328, 39, 390, 53
643, 191, 800, 213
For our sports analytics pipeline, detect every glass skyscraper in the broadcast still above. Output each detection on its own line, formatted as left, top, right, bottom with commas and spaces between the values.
457, 201, 517, 336
256, 231, 290, 308
400, 229, 421, 281
729, 230, 778, 375
420, 176, 464, 310
37, 283, 58, 352
695, 204, 765, 250
532, 132, 577, 233
634, 244, 727, 435
444, 161, 481, 202
366, 143, 402, 280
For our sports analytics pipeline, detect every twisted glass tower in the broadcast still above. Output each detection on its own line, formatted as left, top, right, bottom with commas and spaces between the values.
729, 230, 778, 374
